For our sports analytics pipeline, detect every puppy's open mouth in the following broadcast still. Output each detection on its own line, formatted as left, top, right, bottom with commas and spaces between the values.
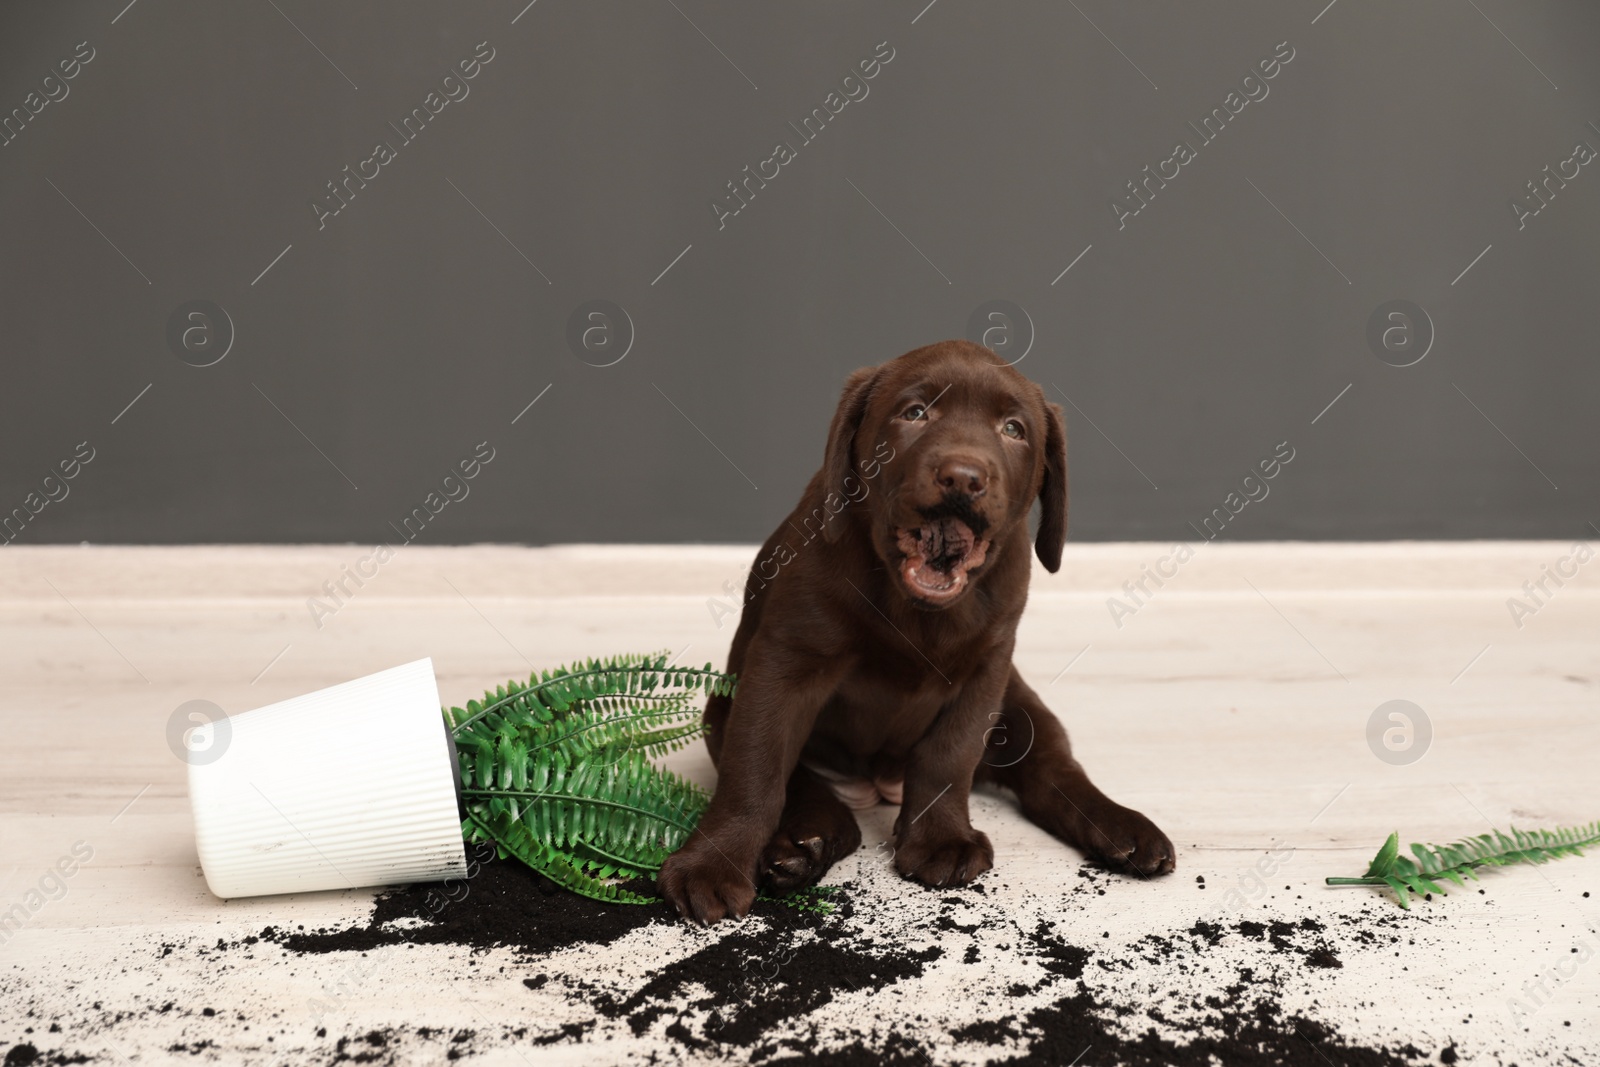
895, 518, 990, 603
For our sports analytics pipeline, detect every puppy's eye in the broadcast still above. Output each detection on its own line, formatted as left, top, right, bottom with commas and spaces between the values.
1002, 419, 1025, 439
901, 404, 927, 421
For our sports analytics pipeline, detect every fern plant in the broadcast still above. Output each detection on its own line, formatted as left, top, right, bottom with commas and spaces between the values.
1326, 822, 1600, 908
442, 651, 833, 912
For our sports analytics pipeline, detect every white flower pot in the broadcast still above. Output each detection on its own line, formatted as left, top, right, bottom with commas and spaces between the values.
188, 658, 468, 899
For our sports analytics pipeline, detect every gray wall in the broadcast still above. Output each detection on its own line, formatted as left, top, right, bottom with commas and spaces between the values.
2, 1, 1596, 546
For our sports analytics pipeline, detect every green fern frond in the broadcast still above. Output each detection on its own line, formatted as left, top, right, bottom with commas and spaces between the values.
463, 808, 658, 905
1327, 821, 1600, 908
444, 652, 732, 742
444, 653, 741, 906
527, 695, 706, 762
462, 749, 709, 868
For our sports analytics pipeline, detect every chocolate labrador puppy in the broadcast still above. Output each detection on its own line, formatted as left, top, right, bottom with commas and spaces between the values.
658, 339, 1174, 923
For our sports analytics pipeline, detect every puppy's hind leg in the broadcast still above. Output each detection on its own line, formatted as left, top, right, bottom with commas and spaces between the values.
977, 666, 1175, 877
760, 764, 863, 892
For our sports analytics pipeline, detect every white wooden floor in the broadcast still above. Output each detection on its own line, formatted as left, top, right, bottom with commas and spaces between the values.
1, 543, 1596, 1064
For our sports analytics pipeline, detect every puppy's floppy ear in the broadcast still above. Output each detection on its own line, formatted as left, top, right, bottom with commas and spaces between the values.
820, 365, 878, 543
1034, 400, 1068, 572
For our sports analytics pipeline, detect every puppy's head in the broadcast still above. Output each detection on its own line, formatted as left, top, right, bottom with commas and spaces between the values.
822, 340, 1067, 609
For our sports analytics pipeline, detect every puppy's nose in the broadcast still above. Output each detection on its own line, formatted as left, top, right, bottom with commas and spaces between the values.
935, 458, 987, 496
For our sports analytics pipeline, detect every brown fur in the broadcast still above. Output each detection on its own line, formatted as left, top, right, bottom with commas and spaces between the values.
658, 340, 1174, 923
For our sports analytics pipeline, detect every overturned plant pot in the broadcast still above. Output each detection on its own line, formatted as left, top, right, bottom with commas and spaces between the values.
188, 658, 468, 899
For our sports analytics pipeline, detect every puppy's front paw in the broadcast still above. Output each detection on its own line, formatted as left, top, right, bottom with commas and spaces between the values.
760, 804, 863, 892
893, 827, 993, 888
657, 838, 757, 924
1078, 803, 1175, 877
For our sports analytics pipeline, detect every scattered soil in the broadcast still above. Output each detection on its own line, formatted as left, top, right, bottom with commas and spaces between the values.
1004, 991, 1418, 1067
596, 921, 941, 1048
2, 1046, 87, 1067
267, 845, 838, 963
265, 847, 676, 957
1306, 946, 1343, 969
17, 837, 1530, 1065
226, 856, 1460, 1065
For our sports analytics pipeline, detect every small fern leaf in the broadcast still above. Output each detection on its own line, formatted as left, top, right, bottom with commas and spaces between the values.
1366, 832, 1400, 878
1329, 820, 1600, 907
